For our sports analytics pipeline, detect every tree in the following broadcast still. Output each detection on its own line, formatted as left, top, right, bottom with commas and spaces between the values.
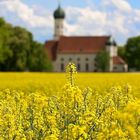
125, 36, 140, 71
118, 46, 125, 59
5, 26, 33, 71
28, 41, 53, 71
0, 17, 5, 26
0, 17, 52, 71
95, 50, 110, 72
0, 18, 13, 70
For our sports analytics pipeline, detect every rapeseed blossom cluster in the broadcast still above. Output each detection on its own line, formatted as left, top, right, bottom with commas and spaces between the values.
0, 63, 139, 139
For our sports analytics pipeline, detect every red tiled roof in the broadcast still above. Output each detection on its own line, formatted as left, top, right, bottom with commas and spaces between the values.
45, 36, 111, 61
113, 56, 126, 65
58, 36, 110, 53
45, 40, 58, 60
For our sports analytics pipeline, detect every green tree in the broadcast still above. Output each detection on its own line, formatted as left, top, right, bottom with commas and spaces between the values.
6, 26, 32, 71
28, 41, 52, 71
125, 36, 140, 71
0, 17, 52, 71
0, 18, 13, 70
96, 50, 110, 72
118, 46, 125, 59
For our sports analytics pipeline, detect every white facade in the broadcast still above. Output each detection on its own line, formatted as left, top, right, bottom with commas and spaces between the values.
52, 45, 127, 72
53, 53, 97, 72
54, 19, 64, 40
113, 64, 128, 72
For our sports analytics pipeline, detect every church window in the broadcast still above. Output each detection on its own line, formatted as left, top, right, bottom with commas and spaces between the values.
86, 63, 89, 71
114, 66, 117, 70
61, 58, 64, 61
77, 63, 80, 71
61, 63, 64, 71
77, 58, 80, 61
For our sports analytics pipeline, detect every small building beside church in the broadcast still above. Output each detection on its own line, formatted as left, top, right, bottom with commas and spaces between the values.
45, 5, 127, 72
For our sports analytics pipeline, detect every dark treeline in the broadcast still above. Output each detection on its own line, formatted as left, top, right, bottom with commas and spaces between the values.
0, 18, 52, 71
118, 36, 140, 71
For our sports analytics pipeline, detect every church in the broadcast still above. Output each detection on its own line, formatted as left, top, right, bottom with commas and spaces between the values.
45, 5, 128, 72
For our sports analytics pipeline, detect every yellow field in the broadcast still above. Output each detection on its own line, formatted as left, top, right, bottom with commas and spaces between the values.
0, 72, 140, 97
0, 65, 140, 139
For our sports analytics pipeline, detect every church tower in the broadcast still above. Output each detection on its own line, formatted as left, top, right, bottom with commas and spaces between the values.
53, 5, 65, 40
106, 36, 117, 72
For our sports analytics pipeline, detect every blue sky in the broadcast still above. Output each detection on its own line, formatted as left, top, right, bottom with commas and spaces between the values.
0, 0, 140, 45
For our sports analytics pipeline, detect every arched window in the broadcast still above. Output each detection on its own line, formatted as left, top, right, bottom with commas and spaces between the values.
61, 58, 64, 61
69, 58, 72, 61
77, 63, 80, 71
61, 63, 64, 71
77, 58, 80, 61
94, 57, 97, 61
86, 63, 89, 71
94, 63, 97, 67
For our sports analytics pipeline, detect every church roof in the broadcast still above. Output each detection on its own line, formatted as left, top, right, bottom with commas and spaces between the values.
112, 56, 126, 65
58, 36, 110, 53
45, 36, 111, 60
45, 40, 58, 60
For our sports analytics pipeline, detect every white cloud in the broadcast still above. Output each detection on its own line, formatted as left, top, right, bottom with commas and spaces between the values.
64, 0, 140, 44
0, 0, 53, 28
0, 0, 140, 44
103, 0, 132, 13
0, 0, 54, 41
65, 7, 107, 35
65, 6, 127, 36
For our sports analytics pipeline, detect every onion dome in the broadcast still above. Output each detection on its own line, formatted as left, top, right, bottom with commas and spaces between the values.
54, 5, 65, 19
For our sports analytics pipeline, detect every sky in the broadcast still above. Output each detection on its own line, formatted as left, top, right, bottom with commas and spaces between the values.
0, 0, 140, 45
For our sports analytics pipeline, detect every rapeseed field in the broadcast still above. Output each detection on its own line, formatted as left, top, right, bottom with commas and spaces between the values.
0, 63, 139, 139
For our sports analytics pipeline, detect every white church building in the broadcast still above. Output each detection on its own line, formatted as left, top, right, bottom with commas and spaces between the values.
45, 5, 128, 72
